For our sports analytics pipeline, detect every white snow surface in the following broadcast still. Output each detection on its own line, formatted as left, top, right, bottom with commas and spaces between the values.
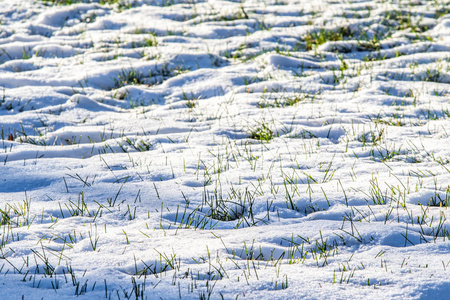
1, 0, 450, 299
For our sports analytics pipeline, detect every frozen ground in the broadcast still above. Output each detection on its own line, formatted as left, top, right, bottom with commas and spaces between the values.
0, 0, 450, 299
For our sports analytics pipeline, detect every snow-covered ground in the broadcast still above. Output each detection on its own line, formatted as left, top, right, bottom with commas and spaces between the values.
1, 0, 450, 298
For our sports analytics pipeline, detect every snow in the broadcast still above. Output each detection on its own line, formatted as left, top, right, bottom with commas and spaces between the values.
0, 0, 450, 299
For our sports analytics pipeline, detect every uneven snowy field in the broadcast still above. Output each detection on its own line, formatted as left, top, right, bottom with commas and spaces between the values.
1, 0, 450, 299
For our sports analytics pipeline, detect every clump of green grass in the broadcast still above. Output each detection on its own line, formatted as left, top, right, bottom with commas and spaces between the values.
373, 114, 405, 127
363, 179, 392, 205
42, 0, 120, 5
357, 38, 381, 52
435, 7, 450, 19
427, 188, 449, 207
385, 10, 430, 33
257, 94, 308, 108
249, 123, 274, 141
358, 128, 385, 146
182, 92, 201, 108
113, 68, 145, 88
40, 0, 79, 4
145, 33, 158, 47
304, 27, 352, 50
41, 0, 134, 11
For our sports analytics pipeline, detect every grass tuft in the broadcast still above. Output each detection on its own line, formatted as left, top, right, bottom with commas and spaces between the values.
304, 27, 352, 51
249, 123, 274, 142
113, 68, 145, 88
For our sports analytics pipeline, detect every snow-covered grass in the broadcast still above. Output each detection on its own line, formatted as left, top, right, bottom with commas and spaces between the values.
1, 0, 450, 299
